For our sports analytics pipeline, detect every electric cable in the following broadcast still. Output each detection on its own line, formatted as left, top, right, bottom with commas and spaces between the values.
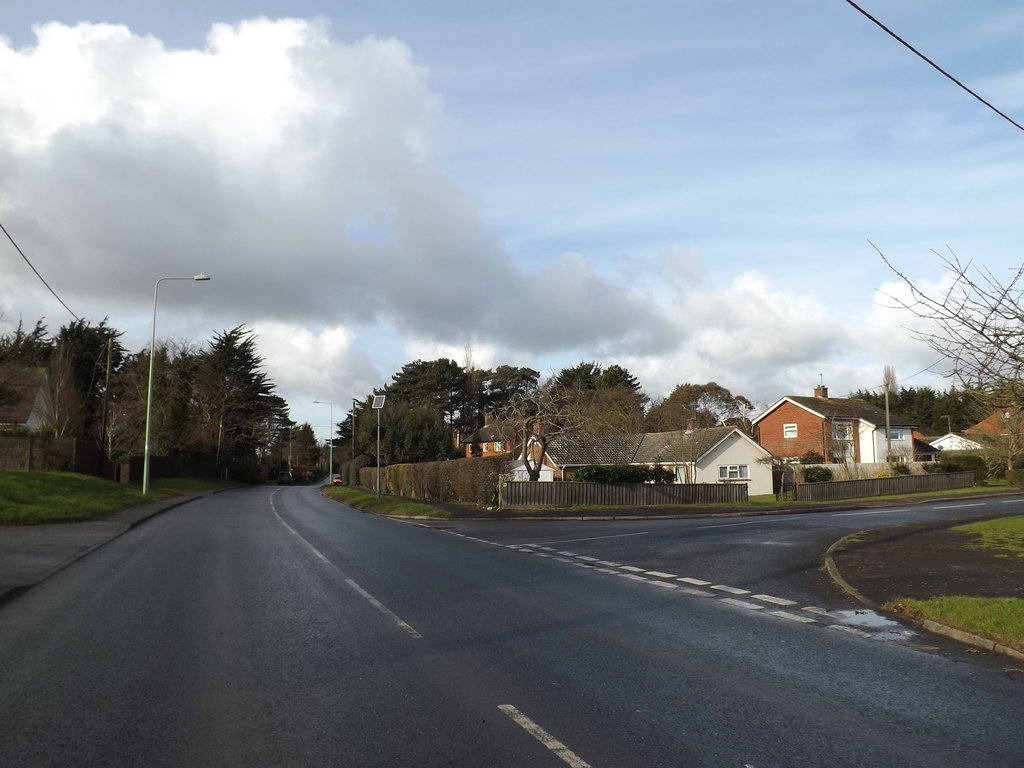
0, 217, 80, 321
846, 1, 1024, 134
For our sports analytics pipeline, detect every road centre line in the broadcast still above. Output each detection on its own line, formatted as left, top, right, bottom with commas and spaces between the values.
527, 531, 651, 545
830, 509, 907, 517
271, 502, 422, 639
498, 705, 592, 768
696, 517, 798, 529
936, 503, 986, 509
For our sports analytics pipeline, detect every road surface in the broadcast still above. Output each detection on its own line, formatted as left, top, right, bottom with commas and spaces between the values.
0, 486, 1021, 766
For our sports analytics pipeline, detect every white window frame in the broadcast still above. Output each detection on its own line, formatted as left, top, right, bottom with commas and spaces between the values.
783, 423, 798, 439
719, 464, 749, 480
888, 428, 902, 440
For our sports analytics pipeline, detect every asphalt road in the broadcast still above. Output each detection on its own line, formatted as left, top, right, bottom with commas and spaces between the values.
1, 486, 1021, 767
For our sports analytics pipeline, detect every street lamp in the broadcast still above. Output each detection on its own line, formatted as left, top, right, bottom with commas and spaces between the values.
143, 274, 210, 495
372, 394, 386, 497
313, 399, 334, 483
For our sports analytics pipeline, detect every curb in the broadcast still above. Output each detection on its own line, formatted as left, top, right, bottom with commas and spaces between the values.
0, 490, 223, 608
824, 531, 1024, 662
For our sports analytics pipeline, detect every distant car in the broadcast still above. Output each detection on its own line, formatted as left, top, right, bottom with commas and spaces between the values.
278, 471, 293, 485
332, 475, 342, 485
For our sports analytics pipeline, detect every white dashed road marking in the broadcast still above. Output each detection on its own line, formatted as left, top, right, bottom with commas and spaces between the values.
498, 705, 592, 768
752, 594, 797, 606
677, 577, 712, 586
711, 584, 751, 595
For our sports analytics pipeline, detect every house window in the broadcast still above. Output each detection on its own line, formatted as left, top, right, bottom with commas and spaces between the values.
719, 464, 749, 479
783, 424, 798, 438
832, 422, 853, 441
493, 441, 503, 452
888, 428, 902, 440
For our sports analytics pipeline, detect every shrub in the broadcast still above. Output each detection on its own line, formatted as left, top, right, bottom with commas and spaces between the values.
571, 464, 675, 484
801, 466, 833, 483
937, 452, 988, 484
891, 463, 911, 476
799, 451, 825, 465
1005, 469, 1024, 487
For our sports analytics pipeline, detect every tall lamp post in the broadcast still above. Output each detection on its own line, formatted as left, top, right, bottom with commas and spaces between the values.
143, 274, 210, 495
313, 399, 334, 483
372, 395, 385, 497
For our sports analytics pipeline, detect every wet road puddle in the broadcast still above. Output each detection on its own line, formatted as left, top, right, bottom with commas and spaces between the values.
833, 608, 920, 642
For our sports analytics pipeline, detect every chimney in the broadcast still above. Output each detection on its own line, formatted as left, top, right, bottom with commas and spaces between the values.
814, 385, 829, 399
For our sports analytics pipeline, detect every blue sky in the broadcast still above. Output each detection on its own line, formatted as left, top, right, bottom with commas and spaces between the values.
2, 2, 1023, 439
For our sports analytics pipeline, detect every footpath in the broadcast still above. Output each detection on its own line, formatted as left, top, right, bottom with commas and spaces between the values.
2, 489, 1021, 660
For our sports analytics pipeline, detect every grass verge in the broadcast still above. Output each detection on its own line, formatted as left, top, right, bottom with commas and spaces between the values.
953, 515, 1024, 558
321, 485, 451, 518
885, 595, 1024, 652
0, 471, 238, 525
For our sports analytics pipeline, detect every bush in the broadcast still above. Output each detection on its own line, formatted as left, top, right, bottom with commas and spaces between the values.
799, 451, 825, 465
571, 464, 675, 484
936, 452, 988, 484
1004, 468, 1024, 487
801, 466, 833, 483
891, 463, 911, 476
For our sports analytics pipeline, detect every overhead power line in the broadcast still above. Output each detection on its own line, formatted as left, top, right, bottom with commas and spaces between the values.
846, 0, 1024, 134
0, 217, 80, 321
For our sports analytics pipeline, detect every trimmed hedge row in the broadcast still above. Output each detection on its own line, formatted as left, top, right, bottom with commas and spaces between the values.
358, 455, 511, 507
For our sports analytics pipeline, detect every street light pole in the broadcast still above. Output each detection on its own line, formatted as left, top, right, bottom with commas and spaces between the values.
371, 395, 386, 498
313, 400, 333, 483
143, 274, 210, 496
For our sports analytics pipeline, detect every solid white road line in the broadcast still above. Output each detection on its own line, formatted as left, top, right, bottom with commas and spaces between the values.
271, 502, 422, 639
342, 578, 423, 639
830, 509, 906, 517
696, 517, 799, 529
498, 705, 592, 768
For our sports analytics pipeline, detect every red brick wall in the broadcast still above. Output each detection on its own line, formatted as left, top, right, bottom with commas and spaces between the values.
756, 402, 832, 460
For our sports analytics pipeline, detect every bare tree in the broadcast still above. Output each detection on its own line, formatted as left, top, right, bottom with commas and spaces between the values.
494, 384, 588, 481
44, 343, 85, 437
878, 248, 1024, 402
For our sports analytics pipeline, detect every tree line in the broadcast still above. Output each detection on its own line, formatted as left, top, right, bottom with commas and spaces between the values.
0, 317, 313, 480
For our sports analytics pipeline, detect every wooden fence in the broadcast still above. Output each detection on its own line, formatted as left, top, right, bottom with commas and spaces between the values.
794, 471, 975, 502
0, 436, 94, 472
500, 481, 748, 510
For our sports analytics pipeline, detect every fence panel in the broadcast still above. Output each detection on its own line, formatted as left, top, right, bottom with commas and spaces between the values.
794, 471, 974, 502
500, 481, 747, 509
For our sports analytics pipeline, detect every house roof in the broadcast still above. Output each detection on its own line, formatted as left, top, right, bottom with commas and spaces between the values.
544, 427, 764, 468
753, 395, 918, 429
0, 367, 47, 426
966, 409, 1023, 436
545, 434, 643, 467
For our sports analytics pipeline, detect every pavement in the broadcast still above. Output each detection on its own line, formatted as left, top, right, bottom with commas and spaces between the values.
0, 492, 211, 606
2, 489, 1022, 661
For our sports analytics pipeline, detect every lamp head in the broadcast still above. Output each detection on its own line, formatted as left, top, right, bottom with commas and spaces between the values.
193, 273, 211, 281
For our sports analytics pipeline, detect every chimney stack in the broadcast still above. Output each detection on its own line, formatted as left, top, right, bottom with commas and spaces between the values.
814, 385, 829, 398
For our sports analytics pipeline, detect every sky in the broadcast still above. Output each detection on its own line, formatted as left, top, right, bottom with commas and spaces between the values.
2, 2, 1023, 441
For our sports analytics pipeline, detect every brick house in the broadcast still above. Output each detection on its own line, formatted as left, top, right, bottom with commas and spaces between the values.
752, 385, 933, 464
462, 423, 510, 458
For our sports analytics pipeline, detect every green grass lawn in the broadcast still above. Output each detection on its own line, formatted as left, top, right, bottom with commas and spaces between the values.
885, 595, 1024, 652
954, 515, 1024, 558
321, 485, 451, 518
0, 471, 238, 525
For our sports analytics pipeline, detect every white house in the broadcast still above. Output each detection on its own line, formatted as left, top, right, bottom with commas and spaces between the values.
533, 427, 775, 496
928, 432, 984, 452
